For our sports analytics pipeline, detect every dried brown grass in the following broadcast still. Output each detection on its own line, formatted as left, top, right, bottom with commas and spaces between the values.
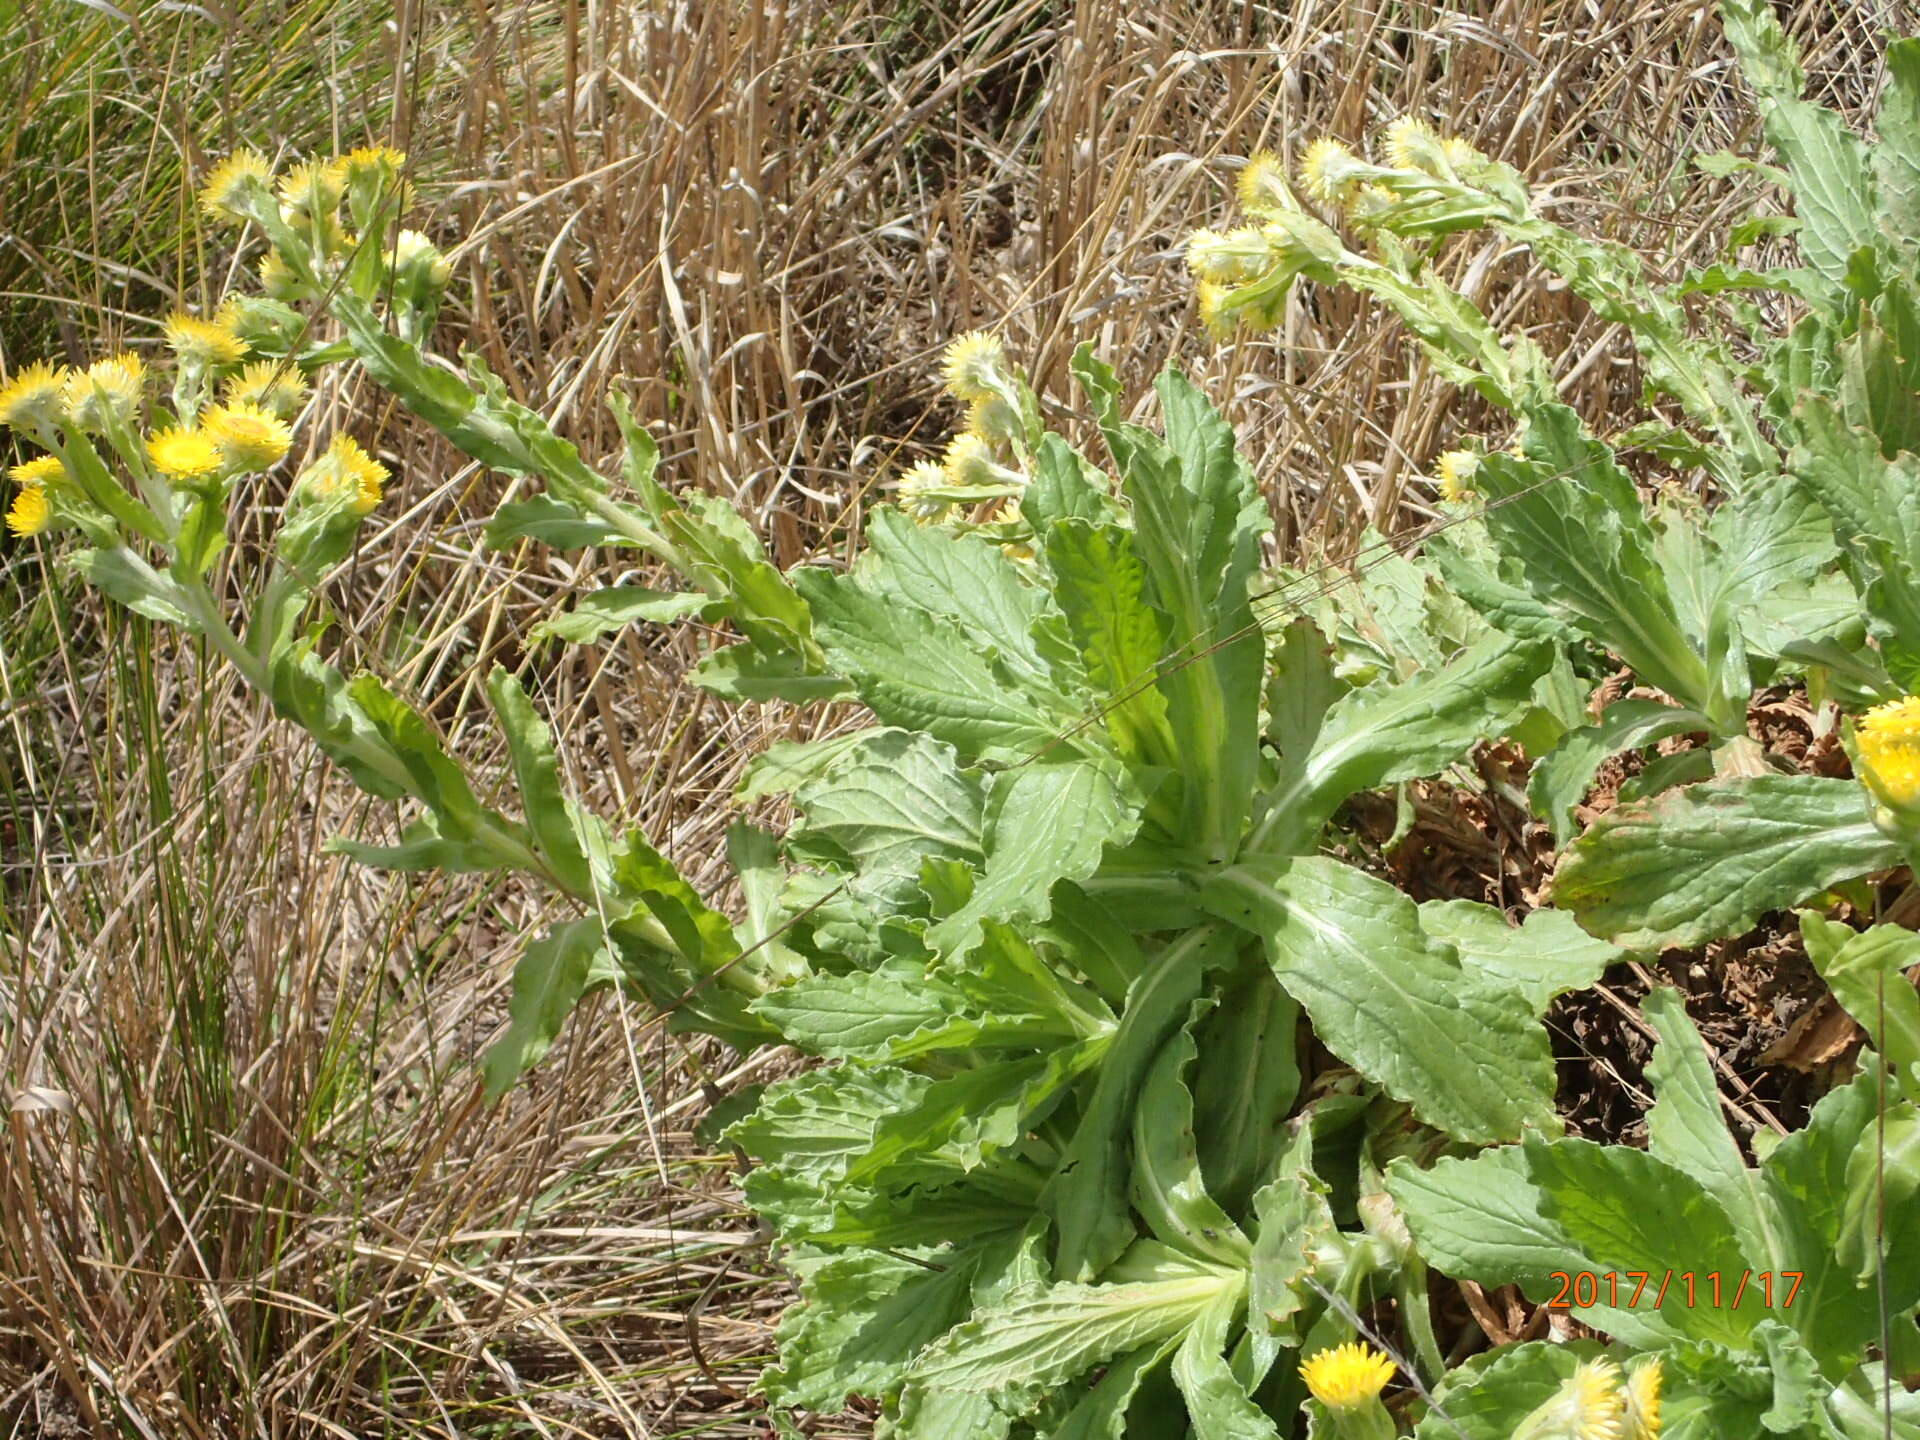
0, 0, 1898, 1434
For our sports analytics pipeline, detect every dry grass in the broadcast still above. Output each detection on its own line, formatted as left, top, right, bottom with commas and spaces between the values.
0, 0, 1896, 1434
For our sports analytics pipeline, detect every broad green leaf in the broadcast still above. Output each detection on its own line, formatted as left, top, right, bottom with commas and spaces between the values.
1052, 1338, 1181, 1440
789, 729, 982, 901
1528, 698, 1711, 846
1877, 40, 1920, 241
1386, 1147, 1678, 1347
726, 822, 807, 985
1752, 1320, 1826, 1432
609, 828, 740, 974
1412, 1340, 1597, 1440
1827, 1363, 1920, 1439
730, 1065, 932, 1190
346, 674, 496, 840
482, 918, 607, 1096
737, 730, 872, 801
761, 1246, 981, 1411
884, 1385, 1010, 1440
1526, 1133, 1767, 1347
1414, 902, 1620, 1015
1248, 1126, 1334, 1340
67, 547, 196, 627
1173, 1286, 1282, 1440
1049, 924, 1242, 1280
750, 960, 1060, 1060
485, 495, 639, 550
486, 667, 593, 895
1800, 913, 1920, 1090
527, 585, 716, 643
795, 566, 1076, 763
1203, 857, 1557, 1143
925, 758, 1140, 960
1043, 514, 1175, 761
690, 640, 852, 703
1132, 1003, 1251, 1267
326, 814, 498, 872
1023, 432, 1118, 529
907, 1268, 1237, 1393
1552, 775, 1900, 949
267, 647, 409, 801
1252, 632, 1551, 852
1642, 986, 1788, 1273
1192, 964, 1302, 1217
1837, 1102, 1920, 1292
1761, 97, 1876, 291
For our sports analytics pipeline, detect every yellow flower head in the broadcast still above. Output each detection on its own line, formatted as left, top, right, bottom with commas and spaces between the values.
966, 393, 1022, 447
343, 145, 415, 215
1444, 135, 1485, 168
940, 331, 1008, 403
163, 312, 249, 368
1623, 1358, 1662, 1440
5, 484, 50, 538
1299, 1342, 1396, 1411
1434, 449, 1480, 502
1516, 1359, 1626, 1440
224, 361, 310, 421
0, 361, 72, 430
943, 432, 1019, 489
203, 401, 293, 472
147, 425, 224, 483
1237, 149, 1295, 218
1196, 280, 1232, 338
258, 249, 306, 300
1186, 225, 1279, 286
344, 144, 408, 173
388, 228, 452, 287
63, 351, 146, 431
305, 433, 387, 514
198, 149, 274, 222
897, 459, 954, 523
1856, 695, 1920, 809
278, 157, 348, 216
10, 454, 67, 488
1382, 115, 1447, 173
1300, 137, 1364, 205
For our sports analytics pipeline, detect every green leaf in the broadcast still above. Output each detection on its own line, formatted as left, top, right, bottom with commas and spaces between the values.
486, 668, 594, 895
1387, 1147, 1677, 1347
1172, 1285, 1282, 1440
1048, 925, 1243, 1280
1192, 965, 1302, 1217
528, 586, 717, 643
1253, 632, 1551, 851
1800, 913, 1920, 1089
1642, 987, 1788, 1273
326, 814, 498, 872
66, 547, 196, 627
1412, 1340, 1596, 1440
1761, 97, 1876, 291
485, 495, 639, 550
482, 918, 608, 1096
1526, 1133, 1768, 1347
1052, 1339, 1181, 1440
1203, 857, 1558, 1143
1132, 1003, 1251, 1267
1528, 699, 1711, 846
1552, 775, 1901, 949
1414, 902, 1621, 1014
1043, 514, 1175, 760
1877, 40, 1920, 242
884, 1385, 1011, 1440
795, 566, 1076, 763
266, 647, 409, 801
1248, 1126, 1335, 1341
1023, 432, 1119, 529
690, 639, 852, 702
925, 758, 1141, 961
346, 674, 496, 840
737, 730, 871, 800
907, 1268, 1237, 1394
762, 1246, 981, 1412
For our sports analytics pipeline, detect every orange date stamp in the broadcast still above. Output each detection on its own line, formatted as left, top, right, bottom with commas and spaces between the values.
1546, 1270, 1802, 1310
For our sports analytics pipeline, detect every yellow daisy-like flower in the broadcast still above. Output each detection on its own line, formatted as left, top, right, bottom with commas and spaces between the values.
387, 228, 452, 287
1299, 1342, 1396, 1411
1196, 280, 1231, 337
1444, 135, 1485, 168
163, 312, 249, 368
966, 393, 1021, 447
5, 484, 50, 538
309, 433, 388, 514
1434, 449, 1480, 502
203, 401, 293, 472
1237, 149, 1294, 218
942, 432, 1021, 489
224, 361, 310, 420
1623, 1358, 1662, 1440
0, 361, 71, 430
1516, 1359, 1626, 1440
344, 143, 408, 173
9, 454, 66, 487
147, 425, 224, 482
198, 149, 274, 222
896, 459, 954, 523
1186, 225, 1278, 286
1382, 115, 1441, 172
343, 144, 414, 211
940, 331, 1007, 403
1300, 137, 1363, 205
257, 249, 304, 300
1856, 695, 1920, 809
63, 351, 146, 431
278, 157, 348, 214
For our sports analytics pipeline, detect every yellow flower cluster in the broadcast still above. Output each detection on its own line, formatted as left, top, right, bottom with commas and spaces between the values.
301, 433, 389, 514
1857, 695, 1920, 809
1513, 1357, 1661, 1440
1299, 1340, 1396, 1410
